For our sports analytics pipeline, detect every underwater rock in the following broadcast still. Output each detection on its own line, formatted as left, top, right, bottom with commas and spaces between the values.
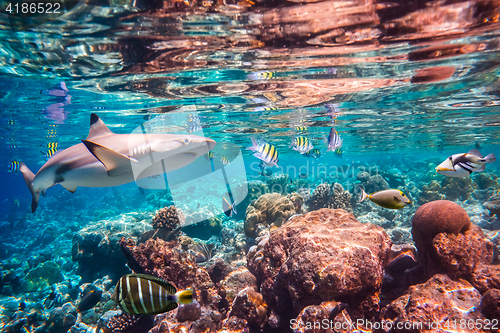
417, 180, 445, 205
411, 200, 471, 278
470, 264, 500, 293
227, 287, 268, 328
442, 176, 476, 201
432, 225, 493, 282
266, 173, 289, 193
292, 301, 351, 333
244, 193, 295, 238
286, 192, 304, 214
386, 227, 412, 245
356, 172, 389, 194
24, 261, 64, 292
44, 303, 78, 333
484, 200, 500, 218
474, 172, 500, 190
486, 230, 500, 264
176, 299, 202, 322
242, 180, 270, 208
382, 274, 485, 330
118, 237, 221, 309
72, 214, 151, 282
97, 310, 154, 333
181, 216, 223, 241
306, 182, 330, 211
221, 316, 250, 333
480, 288, 500, 320
247, 208, 391, 329
221, 267, 258, 304
327, 183, 352, 212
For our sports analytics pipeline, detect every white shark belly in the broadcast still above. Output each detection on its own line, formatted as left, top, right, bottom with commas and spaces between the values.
60, 162, 136, 188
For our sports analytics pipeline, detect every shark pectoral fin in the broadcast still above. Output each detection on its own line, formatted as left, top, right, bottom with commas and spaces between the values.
82, 140, 138, 177
60, 183, 78, 193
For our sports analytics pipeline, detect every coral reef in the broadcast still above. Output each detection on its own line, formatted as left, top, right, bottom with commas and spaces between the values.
71, 213, 151, 282
306, 182, 351, 212
118, 237, 224, 331
150, 205, 184, 240
411, 200, 471, 278
97, 311, 154, 333
382, 274, 486, 329
327, 183, 352, 212
176, 300, 202, 322
442, 177, 476, 201
306, 182, 331, 210
474, 172, 500, 190
266, 174, 289, 193
244, 193, 295, 238
24, 261, 64, 292
221, 267, 258, 304
247, 208, 391, 329
291, 301, 351, 333
286, 192, 304, 214
484, 199, 500, 218
417, 180, 445, 205
356, 171, 389, 194
226, 287, 268, 329
480, 289, 500, 319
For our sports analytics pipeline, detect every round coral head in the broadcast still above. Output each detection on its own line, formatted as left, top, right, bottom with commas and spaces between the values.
411, 200, 471, 256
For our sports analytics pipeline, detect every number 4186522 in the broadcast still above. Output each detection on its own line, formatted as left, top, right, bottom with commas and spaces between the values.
5, 2, 62, 15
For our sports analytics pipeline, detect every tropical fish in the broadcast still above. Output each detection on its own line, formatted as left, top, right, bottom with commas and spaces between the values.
43, 291, 58, 309
7, 160, 21, 173
246, 138, 279, 167
205, 151, 216, 161
221, 156, 229, 165
295, 127, 308, 132
187, 114, 202, 133
436, 149, 496, 177
259, 161, 273, 177
303, 148, 321, 158
6, 118, 17, 125
334, 148, 342, 157
252, 106, 278, 112
222, 197, 237, 217
20, 114, 216, 213
78, 289, 102, 312
358, 188, 412, 209
291, 136, 314, 154
111, 273, 193, 315
42, 146, 58, 159
327, 128, 342, 151
247, 71, 276, 80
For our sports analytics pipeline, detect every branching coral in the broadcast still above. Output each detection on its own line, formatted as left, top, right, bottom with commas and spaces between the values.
152, 206, 185, 231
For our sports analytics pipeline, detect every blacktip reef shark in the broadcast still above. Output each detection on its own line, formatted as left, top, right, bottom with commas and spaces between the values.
20, 114, 216, 213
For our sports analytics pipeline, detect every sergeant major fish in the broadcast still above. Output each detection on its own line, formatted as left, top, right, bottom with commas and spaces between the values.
290, 136, 313, 154
222, 197, 237, 217
326, 128, 342, 151
246, 138, 279, 167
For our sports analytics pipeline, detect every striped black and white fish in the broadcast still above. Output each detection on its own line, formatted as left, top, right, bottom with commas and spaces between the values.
111, 274, 193, 315
246, 138, 279, 167
436, 149, 496, 178
7, 160, 21, 173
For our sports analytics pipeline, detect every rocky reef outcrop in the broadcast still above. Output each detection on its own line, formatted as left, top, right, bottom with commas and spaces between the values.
244, 193, 295, 238
306, 182, 352, 212
247, 208, 391, 329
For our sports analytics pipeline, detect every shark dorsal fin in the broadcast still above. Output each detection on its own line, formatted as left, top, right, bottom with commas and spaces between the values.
82, 140, 138, 177
87, 114, 113, 140
468, 149, 483, 158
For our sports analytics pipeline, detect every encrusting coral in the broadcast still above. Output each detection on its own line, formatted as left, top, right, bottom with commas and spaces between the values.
244, 193, 295, 238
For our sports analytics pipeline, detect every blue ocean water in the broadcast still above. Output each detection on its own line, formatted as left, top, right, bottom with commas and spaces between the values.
1, 1, 500, 332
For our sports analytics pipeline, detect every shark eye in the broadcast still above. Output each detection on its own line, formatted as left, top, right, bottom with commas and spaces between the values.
183, 137, 191, 144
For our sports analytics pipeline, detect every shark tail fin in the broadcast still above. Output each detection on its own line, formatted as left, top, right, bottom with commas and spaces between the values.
19, 163, 40, 213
